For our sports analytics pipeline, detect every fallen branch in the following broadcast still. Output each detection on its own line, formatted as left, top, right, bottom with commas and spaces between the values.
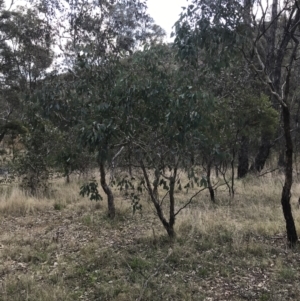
258, 168, 279, 177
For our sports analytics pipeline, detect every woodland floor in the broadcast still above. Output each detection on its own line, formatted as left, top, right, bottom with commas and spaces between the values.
1, 174, 300, 300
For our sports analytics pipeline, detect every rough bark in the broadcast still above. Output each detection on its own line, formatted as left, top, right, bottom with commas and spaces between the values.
281, 105, 298, 247
99, 161, 115, 219
238, 136, 249, 178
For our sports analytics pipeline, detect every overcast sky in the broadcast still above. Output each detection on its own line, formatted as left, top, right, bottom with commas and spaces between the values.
147, 0, 189, 40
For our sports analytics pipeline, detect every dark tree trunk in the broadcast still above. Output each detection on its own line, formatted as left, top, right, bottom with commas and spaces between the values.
140, 160, 176, 239
266, 0, 278, 84
215, 164, 219, 178
230, 148, 235, 197
99, 161, 115, 219
251, 137, 272, 172
206, 159, 215, 202
66, 173, 70, 184
250, 0, 300, 247
0, 131, 6, 143
281, 105, 298, 247
165, 224, 175, 238
238, 136, 249, 178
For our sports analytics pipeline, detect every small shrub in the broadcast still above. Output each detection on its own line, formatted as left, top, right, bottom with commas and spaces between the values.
53, 202, 65, 211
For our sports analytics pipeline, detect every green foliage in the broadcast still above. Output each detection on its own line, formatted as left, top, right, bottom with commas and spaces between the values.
174, 0, 248, 70
115, 176, 142, 214
215, 93, 278, 143
53, 202, 65, 211
13, 111, 60, 196
0, 121, 27, 135
55, 131, 95, 180
80, 178, 103, 201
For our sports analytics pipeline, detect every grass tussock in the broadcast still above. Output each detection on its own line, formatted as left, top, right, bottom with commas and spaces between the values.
1, 173, 300, 300
0, 180, 93, 216
0, 186, 50, 216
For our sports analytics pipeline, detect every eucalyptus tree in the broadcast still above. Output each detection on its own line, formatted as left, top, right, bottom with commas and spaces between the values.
173, 0, 277, 186
249, 0, 300, 246
205, 62, 278, 181
113, 44, 218, 237
0, 1, 54, 182
31, 0, 164, 217
174, 0, 300, 246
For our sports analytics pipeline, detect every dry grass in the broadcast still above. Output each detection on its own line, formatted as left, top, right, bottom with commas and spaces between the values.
1, 172, 300, 300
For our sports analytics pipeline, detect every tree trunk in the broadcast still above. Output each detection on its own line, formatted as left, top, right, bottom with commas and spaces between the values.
230, 148, 235, 197
266, 0, 278, 84
251, 137, 272, 172
165, 224, 175, 238
251, 0, 278, 173
281, 105, 298, 247
66, 173, 70, 184
215, 164, 219, 178
238, 136, 249, 178
0, 131, 6, 144
99, 161, 115, 219
140, 160, 176, 239
206, 159, 215, 202
168, 167, 177, 239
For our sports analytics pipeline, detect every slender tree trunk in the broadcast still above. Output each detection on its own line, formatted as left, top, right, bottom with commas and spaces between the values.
140, 160, 176, 238
206, 159, 215, 202
281, 105, 298, 247
238, 136, 249, 178
249, 0, 300, 246
0, 131, 6, 144
252, 0, 278, 172
66, 173, 70, 184
215, 164, 219, 178
99, 161, 115, 219
168, 166, 177, 238
231, 148, 235, 197
267, 0, 278, 83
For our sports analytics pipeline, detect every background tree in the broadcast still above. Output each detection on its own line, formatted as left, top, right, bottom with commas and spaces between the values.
30, 0, 165, 218
0, 1, 54, 181
174, 0, 300, 246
